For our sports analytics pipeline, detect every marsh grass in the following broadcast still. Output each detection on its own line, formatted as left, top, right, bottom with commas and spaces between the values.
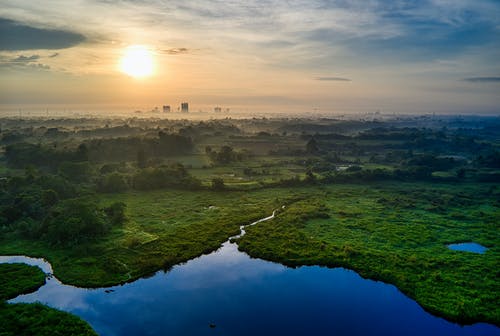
0, 188, 296, 287
237, 182, 500, 325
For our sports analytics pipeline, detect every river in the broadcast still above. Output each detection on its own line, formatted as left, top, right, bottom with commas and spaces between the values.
1, 211, 498, 336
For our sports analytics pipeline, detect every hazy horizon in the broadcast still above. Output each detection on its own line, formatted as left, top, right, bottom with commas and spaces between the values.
1, 1, 499, 115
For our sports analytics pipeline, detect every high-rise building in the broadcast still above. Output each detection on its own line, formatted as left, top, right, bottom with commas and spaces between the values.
214, 106, 222, 113
181, 102, 189, 113
163, 105, 170, 113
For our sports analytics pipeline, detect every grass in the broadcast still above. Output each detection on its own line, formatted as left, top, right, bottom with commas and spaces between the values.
0, 188, 299, 287
0, 263, 97, 336
237, 182, 500, 325
0, 179, 498, 326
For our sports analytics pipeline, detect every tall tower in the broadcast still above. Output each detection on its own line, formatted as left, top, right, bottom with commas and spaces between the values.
181, 102, 189, 113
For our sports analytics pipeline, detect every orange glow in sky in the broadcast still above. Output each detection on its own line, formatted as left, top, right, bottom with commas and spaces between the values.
119, 45, 154, 79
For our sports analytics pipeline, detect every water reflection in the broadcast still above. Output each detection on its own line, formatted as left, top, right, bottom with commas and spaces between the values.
448, 242, 489, 254
2, 241, 499, 336
1, 234, 499, 335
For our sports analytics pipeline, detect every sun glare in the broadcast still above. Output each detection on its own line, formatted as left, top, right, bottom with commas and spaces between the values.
120, 45, 154, 78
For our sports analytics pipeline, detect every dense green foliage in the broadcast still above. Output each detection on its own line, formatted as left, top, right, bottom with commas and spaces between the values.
0, 263, 97, 336
132, 164, 201, 190
0, 263, 45, 300
0, 115, 498, 327
237, 183, 500, 325
0, 189, 291, 286
0, 303, 97, 336
41, 198, 117, 245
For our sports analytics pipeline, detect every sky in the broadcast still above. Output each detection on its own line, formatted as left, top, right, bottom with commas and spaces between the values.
0, 0, 499, 115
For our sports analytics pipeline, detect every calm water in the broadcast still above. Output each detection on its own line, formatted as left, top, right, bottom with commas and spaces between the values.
448, 242, 489, 254
2, 241, 499, 336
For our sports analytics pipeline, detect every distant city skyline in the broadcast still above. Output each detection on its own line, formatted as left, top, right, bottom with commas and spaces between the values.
0, 1, 499, 115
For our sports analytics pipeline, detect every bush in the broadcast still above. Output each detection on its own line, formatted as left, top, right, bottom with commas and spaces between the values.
104, 202, 127, 226
211, 178, 225, 191
98, 173, 129, 193
59, 162, 93, 183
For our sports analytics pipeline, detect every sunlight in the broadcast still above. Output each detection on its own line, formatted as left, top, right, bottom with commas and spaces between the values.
119, 45, 154, 78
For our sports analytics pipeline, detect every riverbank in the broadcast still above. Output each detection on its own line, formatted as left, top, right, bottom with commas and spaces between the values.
0, 188, 296, 287
237, 182, 500, 326
0, 182, 498, 326
0, 263, 97, 336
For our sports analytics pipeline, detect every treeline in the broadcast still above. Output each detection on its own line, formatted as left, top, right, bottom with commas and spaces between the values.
300, 127, 493, 158
97, 164, 201, 192
205, 145, 252, 164
5, 143, 89, 171
87, 131, 193, 162
4, 131, 193, 169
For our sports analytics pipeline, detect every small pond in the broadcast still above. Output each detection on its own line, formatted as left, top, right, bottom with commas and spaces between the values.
448, 242, 489, 254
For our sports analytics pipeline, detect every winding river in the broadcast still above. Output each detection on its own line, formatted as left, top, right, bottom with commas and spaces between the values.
1, 211, 498, 336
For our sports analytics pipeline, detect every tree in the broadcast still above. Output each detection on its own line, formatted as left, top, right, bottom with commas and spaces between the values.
41, 189, 59, 207
98, 173, 129, 193
217, 146, 235, 164
76, 143, 89, 161
42, 199, 108, 245
305, 168, 316, 183
211, 178, 225, 191
306, 138, 319, 154
137, 148, 147, 168
59, 162, 92, 183
456, 168, 466, 179
104, 202, 127, 226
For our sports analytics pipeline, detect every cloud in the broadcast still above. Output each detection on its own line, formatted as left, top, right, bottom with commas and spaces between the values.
316, 77, 351, 82
29, 63, 50, 70
0, 17, 85, 50
463, 77, 500, 83
12, 54, 40, 62
161, 48, 190, 55
0, 54, 50, 70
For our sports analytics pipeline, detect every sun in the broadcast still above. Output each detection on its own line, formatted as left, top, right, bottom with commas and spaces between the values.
120, 45, 154, 78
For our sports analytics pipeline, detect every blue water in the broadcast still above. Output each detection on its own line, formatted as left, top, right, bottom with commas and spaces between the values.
2, 240, 498, 336
448, 242, 489, 254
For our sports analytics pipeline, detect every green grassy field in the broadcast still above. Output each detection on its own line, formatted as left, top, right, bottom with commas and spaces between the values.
237, 182, 500, 325
0, 188, 301, 287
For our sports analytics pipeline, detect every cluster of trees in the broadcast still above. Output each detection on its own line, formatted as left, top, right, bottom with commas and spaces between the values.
475, 150, 500, 168
5, 143, 88, 171
131, 164, 200, 190
0, 172, 126, 246
205, 145, 251, 164
97, 163, 201, 192
39, 199, 125, 245
403, 154, 461, 171
87, 131, 193, 162
4, 131, 194, 170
